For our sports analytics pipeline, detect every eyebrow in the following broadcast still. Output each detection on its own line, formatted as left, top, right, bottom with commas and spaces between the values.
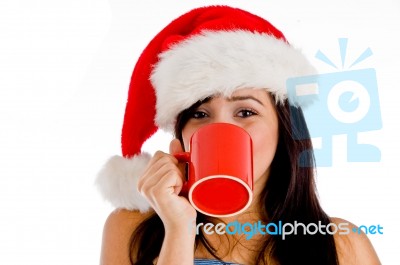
227, 95, 264, 106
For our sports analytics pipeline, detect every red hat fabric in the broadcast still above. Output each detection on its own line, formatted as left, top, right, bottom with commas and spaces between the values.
96, 5, 316, 211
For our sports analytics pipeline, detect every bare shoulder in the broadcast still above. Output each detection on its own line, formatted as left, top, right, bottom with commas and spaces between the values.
103, 208, 153, 232
331, 217, 381, 265
100, 208, 155, 265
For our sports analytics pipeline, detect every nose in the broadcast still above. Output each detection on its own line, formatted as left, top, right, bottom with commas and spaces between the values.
212, 116, 232, 124
210, 109, 237, 126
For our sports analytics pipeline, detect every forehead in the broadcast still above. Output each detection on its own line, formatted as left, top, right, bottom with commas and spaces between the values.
231, 88, 270, 98
205, 88, 274, 105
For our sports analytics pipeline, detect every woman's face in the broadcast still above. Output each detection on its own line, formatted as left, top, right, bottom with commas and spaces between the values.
182, 88, 279, 192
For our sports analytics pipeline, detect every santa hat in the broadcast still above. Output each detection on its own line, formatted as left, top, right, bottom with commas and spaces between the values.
96, 5, 317, 211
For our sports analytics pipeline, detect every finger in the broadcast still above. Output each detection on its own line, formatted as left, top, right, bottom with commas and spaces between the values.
143, 165, 185, 207
155, 169, 184, 196
137, 152, 174, 191
169, 138, 184, 155
138, 155, 182, 193
151, 159, 186, 196
169, 139, 187, 181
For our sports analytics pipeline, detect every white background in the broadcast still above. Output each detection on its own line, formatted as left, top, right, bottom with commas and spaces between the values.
0, 0, 399, 264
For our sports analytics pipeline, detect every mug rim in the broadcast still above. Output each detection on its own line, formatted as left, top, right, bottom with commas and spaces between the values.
188, 175, 253, 218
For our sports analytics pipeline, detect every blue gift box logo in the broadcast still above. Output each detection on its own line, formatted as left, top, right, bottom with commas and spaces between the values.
287, 38, 382, 167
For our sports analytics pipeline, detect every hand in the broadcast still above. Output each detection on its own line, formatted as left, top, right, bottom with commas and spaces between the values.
137, 139, 196, 231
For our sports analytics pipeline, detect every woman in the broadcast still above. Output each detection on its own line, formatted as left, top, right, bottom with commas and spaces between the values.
96, 5, 381, 265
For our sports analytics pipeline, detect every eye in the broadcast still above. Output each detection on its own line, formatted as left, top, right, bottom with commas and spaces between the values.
237, 109, 258, 118
191, 110, 209, 119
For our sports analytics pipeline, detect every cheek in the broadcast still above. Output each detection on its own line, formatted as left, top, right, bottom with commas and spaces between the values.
250, 128, 279, 179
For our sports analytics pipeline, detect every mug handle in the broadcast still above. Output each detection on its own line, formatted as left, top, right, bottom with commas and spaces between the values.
174, 152, 190, 196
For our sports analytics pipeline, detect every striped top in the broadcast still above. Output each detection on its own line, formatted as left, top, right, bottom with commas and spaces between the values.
194, 258, 242, 265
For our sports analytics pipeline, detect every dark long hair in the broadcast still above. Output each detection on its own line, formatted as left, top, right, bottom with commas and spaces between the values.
129, 99, 338, 265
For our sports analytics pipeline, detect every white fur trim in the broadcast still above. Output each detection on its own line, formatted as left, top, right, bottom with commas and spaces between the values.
95, 153, 152, 212
151, 30, 317, 131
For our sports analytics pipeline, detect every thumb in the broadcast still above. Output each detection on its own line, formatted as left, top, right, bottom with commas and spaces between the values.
169, 138, 184, 155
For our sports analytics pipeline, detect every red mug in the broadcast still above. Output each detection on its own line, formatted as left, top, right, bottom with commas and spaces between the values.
175, 123, 253, 217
